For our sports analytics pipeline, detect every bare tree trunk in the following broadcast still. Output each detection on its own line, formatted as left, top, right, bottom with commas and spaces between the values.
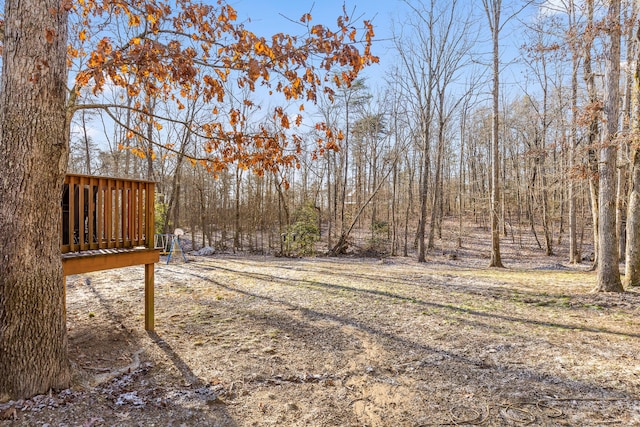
123, 96, 133, 176
458, 122, 465, 248
625, 22, 640, 287
402, 0, 471, 261
391, 160, 399, 256
326, 153, 333, 250
417, 122, 431, 262
80, 111, 92, 175
617, 158, 628, 262
626, 149, 640, 286
427, 97, 445, 250
617, 1, 636, 263
404, 154, 415, 257
483, 0, 504, 267
595, 0, 623, 292
164, 106, 195, 233
197, 180, 206, 250
569, 22, 580, 263
528, 165, 543, 250
234, 167, 244, 252
584, 0, 600, 270
0, 0, 71, 399
329, 166, 395, 256
538, 52, 553, 256
145, 97, 157, 181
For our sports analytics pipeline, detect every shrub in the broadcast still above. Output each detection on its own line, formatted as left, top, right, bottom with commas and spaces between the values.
282, 204, 320, 256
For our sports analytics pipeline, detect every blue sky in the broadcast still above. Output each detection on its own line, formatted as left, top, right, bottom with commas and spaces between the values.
228, 0, 549, 90
231, 0, 400, 84
231, 0, 397, 38
77, 0, 559, 149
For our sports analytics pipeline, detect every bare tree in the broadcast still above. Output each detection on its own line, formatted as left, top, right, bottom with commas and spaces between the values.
426, 3, 473, 251
396, 0, 472, 261
566, 0, 582, 263
394, 2, 437, 262
625, 16, 640, 287
482, 0, 506, 267
582, 0, 602, 269
595, 0, 624, 292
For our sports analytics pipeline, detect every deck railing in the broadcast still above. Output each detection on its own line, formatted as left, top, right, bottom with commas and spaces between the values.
61, 174, 159, 331
61, 174, 155, 253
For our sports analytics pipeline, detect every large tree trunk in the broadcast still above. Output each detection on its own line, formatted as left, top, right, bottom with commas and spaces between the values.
625, 23, 640, 288
0, 0, 71, 400
595, 0, 623, 292
618, 0, 637, 264
626, 149, 640, 286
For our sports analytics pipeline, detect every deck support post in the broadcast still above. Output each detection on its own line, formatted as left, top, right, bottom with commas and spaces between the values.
144, 263, 155, 331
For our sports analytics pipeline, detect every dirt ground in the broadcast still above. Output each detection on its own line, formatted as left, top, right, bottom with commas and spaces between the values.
2, 227, 640, 426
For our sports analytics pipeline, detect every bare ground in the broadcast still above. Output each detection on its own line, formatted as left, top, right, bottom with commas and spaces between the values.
2, 227, 640, 426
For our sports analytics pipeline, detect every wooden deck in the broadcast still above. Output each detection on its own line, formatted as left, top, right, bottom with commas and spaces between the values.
61, 174, 160, 330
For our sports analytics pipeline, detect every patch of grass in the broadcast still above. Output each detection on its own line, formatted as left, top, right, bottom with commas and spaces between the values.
266, 329, 281, 339
556, 297, 572, 308
534, 300, 552, 307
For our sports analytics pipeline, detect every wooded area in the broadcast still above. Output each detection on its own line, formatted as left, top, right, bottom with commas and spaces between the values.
2, 0, 640, 406
68, 0, 640, 287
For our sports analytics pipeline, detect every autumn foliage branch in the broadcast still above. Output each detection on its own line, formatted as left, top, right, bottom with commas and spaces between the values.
63, 0, 378, 176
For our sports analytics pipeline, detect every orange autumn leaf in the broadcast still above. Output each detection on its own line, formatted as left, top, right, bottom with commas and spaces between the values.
45, 28, 56, 44
129, 14, 141, 27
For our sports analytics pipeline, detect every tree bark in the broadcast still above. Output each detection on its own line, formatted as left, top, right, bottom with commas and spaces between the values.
626, 149, 640, 286
0, 0, 71, 400
584, 0, 600, 270
569, 23, 580, 263
80, 111, 92, 175
427, 96, 445, 251
595, 0, 624, 292
625, 22, 640, 287
484, 0, 504, 267
617, 0, 636, 263
417, 119, 431, 262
